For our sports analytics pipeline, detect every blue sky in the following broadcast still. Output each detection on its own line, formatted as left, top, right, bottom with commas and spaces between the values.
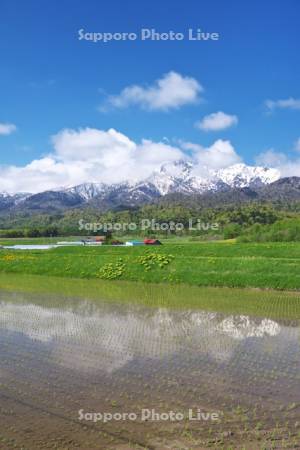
0, 0, 300, 192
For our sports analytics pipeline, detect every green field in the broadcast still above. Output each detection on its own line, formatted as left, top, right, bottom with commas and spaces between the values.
1, 272, 300, 320
1, 241, 300, 450
0, 240, 300, 290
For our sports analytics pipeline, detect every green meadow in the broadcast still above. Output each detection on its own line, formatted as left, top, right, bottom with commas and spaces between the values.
0, 240, 300, 290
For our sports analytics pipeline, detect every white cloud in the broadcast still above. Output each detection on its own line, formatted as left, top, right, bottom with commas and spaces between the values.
52, 128, 136, 164
272, 160, 300, 178
255, 149, 288, 167
294, 138, 300, 152
105, 71, 203, 111
265, 97, 300, 111
179, 140, 205, 153
255, 148, 300, 178
178, 139, 242, 178
6, 126, 300, 194
0, 123, 17, 135
192, 139, 242, 170
195, 111, 238, 131
0, 128, 185, 193
0, 127, 245, 193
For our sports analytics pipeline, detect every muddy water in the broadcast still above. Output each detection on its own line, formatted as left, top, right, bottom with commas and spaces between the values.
0, 290, 299, 449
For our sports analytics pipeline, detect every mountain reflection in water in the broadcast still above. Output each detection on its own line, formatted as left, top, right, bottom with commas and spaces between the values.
0, 291, 297, 376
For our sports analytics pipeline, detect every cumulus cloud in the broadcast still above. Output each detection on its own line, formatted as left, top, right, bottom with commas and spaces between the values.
271, 159, 300, 178
0, 128, 185, 193
255, 149, 288, 167
182, 139, 241, 172
294, 138, 300, 152
195, 111, 238, 131
105, 71, 203, 111
52, 128, 136, 164
0, 123, 17, 135
197, 139, 241, 168
2, 125, 300, 194
265, 97, 300, 112
255, 148, 300, 178
0, 126, 248, 193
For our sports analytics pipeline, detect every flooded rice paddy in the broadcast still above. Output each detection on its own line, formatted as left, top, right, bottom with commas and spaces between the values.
0, 289, 299, 449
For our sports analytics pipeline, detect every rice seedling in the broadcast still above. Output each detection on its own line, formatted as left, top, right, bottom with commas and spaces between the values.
0, 270, 299, 448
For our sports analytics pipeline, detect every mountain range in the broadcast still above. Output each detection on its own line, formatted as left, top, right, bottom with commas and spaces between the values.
1, 161, 300, 215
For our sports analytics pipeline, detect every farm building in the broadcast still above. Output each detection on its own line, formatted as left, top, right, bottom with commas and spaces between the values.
94, 236, 107, 242
144, 239, 162, 245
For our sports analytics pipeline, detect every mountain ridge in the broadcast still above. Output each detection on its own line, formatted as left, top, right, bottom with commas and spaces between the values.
1, 161, 297, 215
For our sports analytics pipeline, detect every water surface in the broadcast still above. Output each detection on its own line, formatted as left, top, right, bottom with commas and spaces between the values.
0, 290, 299, 449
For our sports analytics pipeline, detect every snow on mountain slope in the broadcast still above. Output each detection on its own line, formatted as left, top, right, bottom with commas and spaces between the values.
214, 163, 280, 188
143, 161, 280, 195
0, 192, 31, 210
0, 161, 282, 211
64, 182, 110, 200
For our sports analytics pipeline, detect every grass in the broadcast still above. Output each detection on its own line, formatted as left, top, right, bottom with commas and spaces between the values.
1, 272, 300, 320
0, 241, 300, 290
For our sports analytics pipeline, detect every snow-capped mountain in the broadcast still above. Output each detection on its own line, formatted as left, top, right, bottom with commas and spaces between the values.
0, 161, 288, 213
54, 161, 280, 203
214, 163, 280, 188
0, 192, 30, 211
140, 161, 280, 195
65, 182, 110, 201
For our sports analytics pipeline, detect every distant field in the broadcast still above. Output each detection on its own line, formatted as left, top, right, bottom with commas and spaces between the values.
0, 241, 300, 290
0, 235, 225, 245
